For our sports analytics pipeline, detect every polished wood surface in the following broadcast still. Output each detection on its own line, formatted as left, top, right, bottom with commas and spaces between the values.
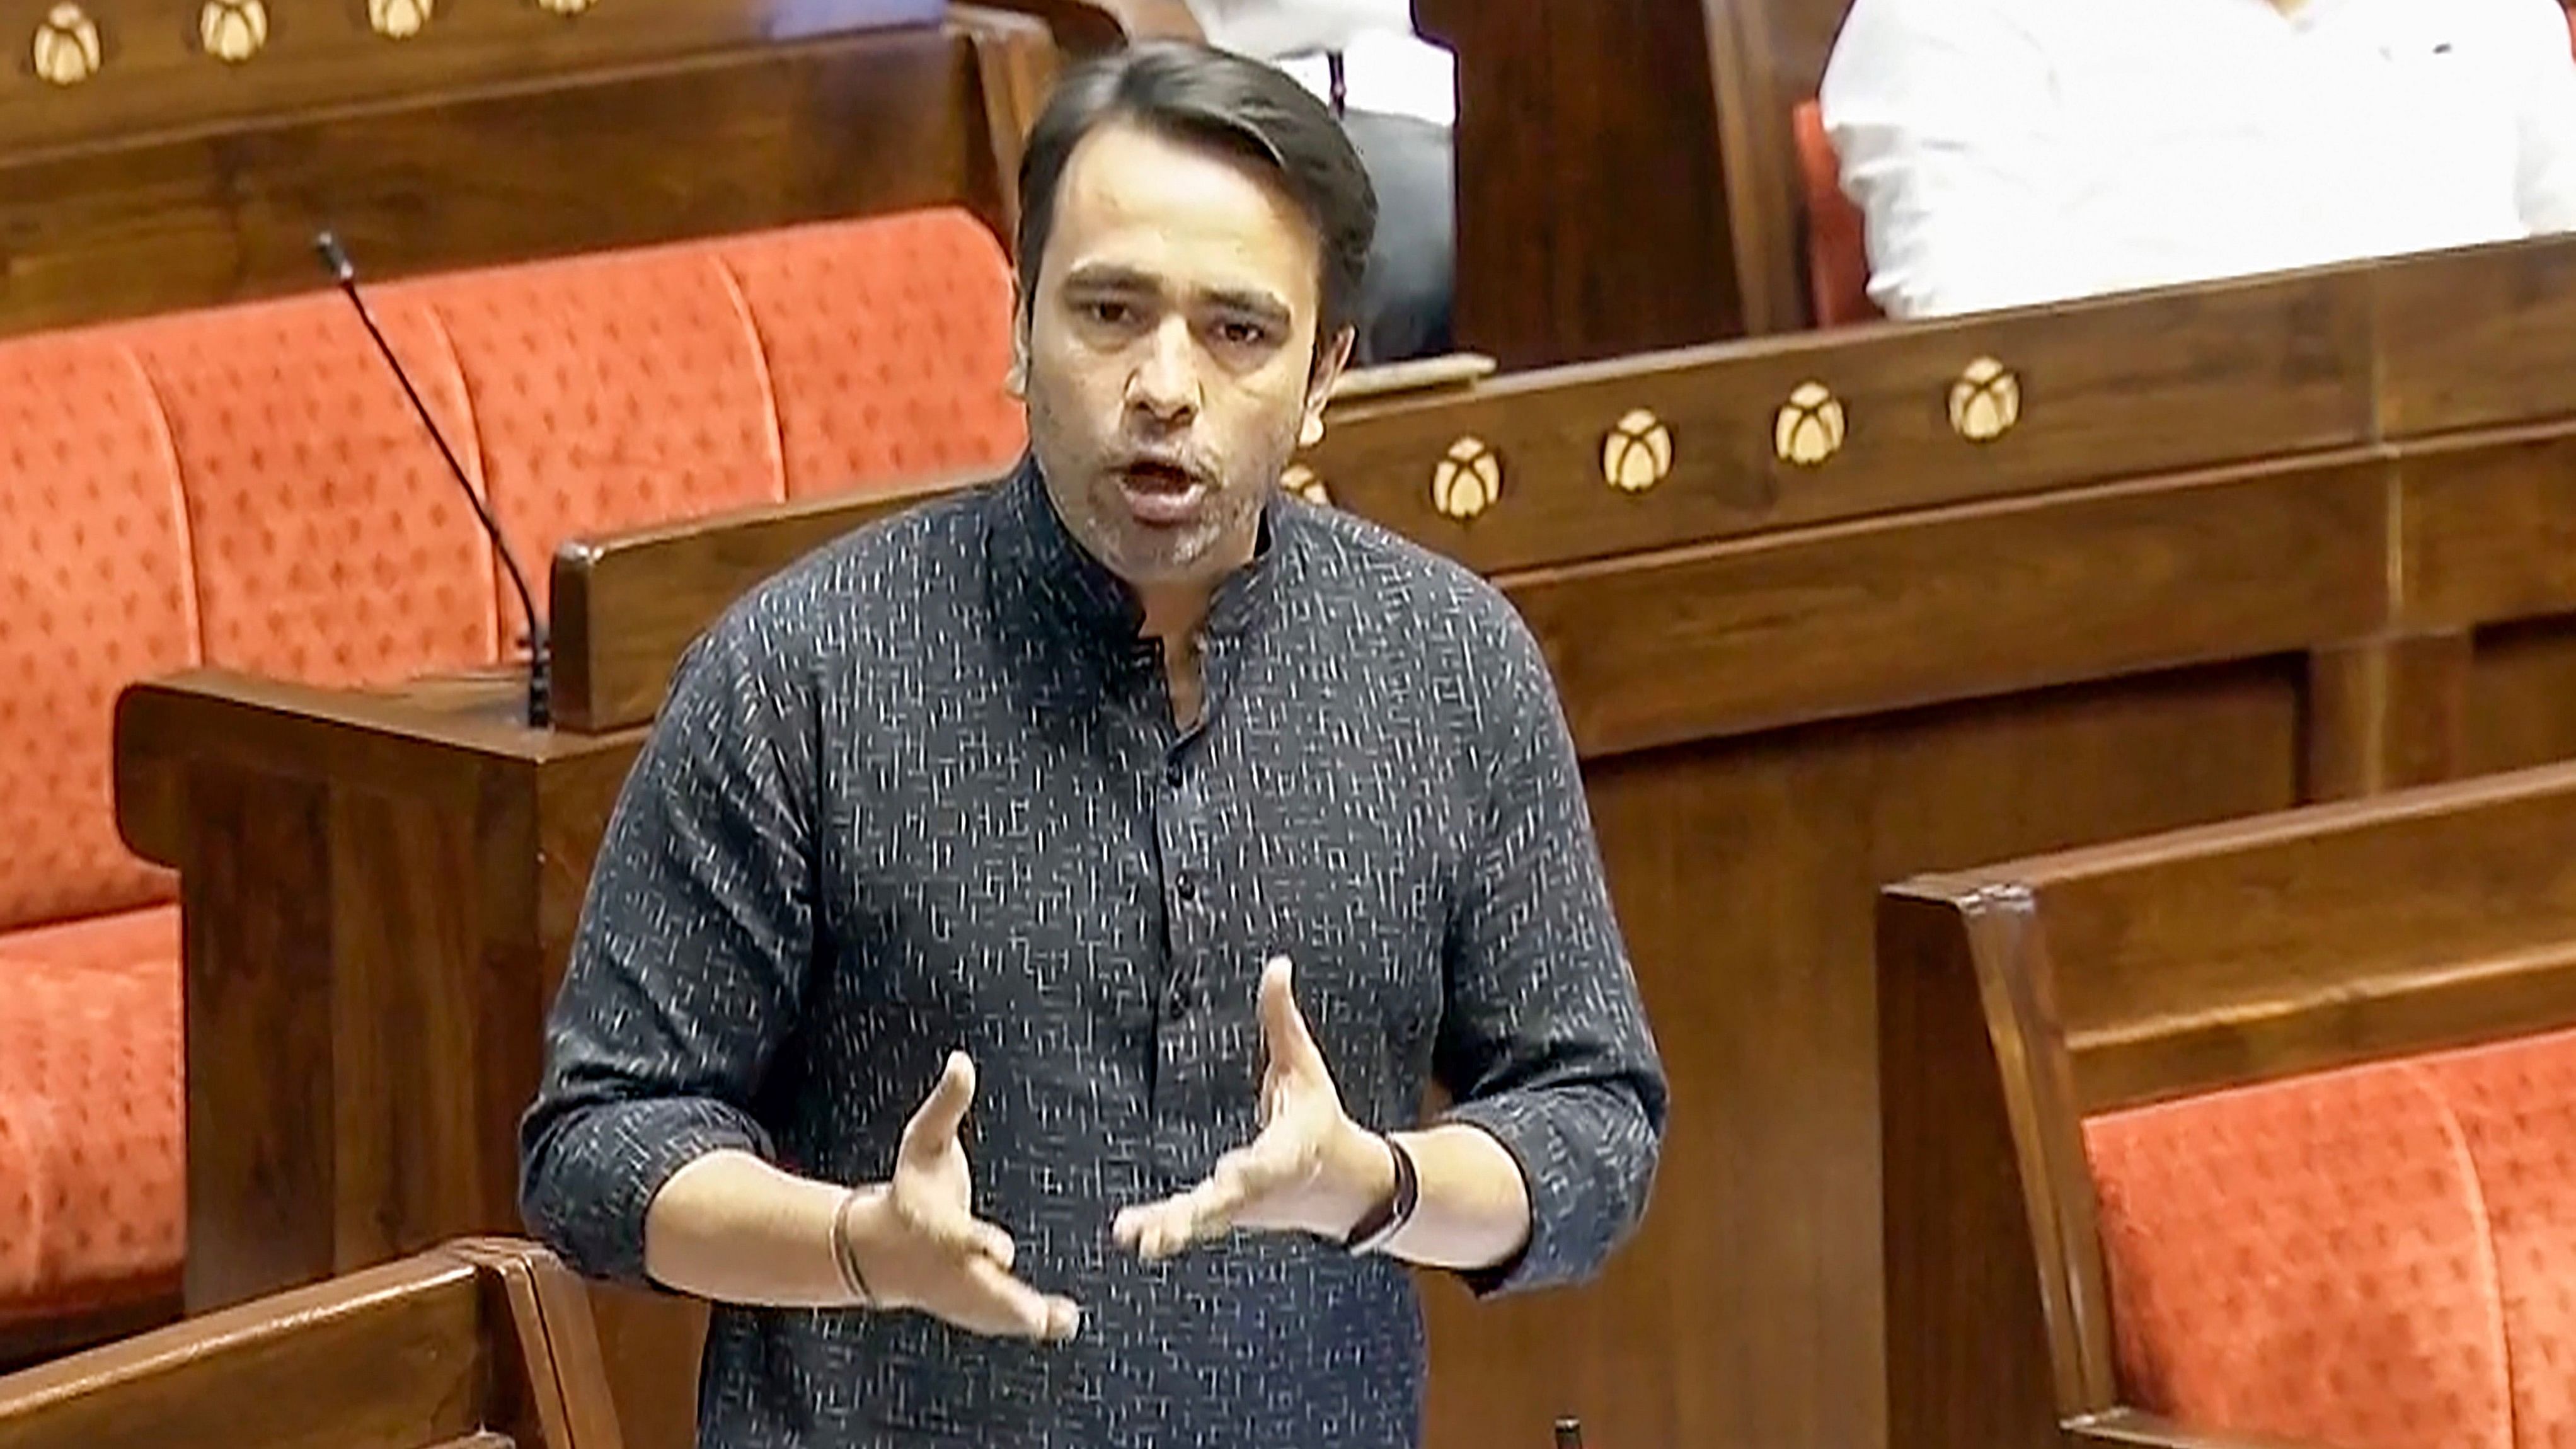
976, 0, 1197, 49
112, 237, 2576, 1449
0, 0, 944, 154
552, 474, 979, 733
0, 1239, 619, 1449
110, 674, 680, 1449
0, 8, 1052, 338
1417, 0, 1744, 367
1878, 757, 2576, 1449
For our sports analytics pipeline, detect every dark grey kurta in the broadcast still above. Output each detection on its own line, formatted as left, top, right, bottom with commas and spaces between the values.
519, 455, 1667, 1448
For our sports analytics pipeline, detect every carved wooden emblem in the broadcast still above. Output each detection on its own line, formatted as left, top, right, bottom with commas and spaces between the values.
1602, 408, 1674, 493
1948, 356, 2021, 443
31, 3, 100, 84
1773, 381, 1846, 467
198, 0, 268, 60
369, 0, 433, 38
1432, 437, 1502, 522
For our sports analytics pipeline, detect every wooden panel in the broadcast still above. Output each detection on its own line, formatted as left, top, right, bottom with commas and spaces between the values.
1976, 764, 2576, 1109
179, 762, 341, 1312
532, 742, 645, 985
2467, 618, 2576, 776
1502, 462, 2388, 759
1304, 271, 2375, 575
2376, 234, 2576, 435
551, 474, 971, 732
0, 0, 941, 154
582, 1289, 704, 1449
1416, 0, 1743, 367
326, 783, 546, 1276
2401, 428, 2576, 628
975, 0, 1197, 49
0, 1242, 617, 1449
1419, 662, 2303, 1449
1877, 889, 2071, 1449
0, 20, 1024, 337
0, 1256, 487, 1449
2299, 631, 2471, 801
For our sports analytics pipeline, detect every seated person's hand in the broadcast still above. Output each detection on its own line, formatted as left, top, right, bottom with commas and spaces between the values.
839, 1052, 1082, 1341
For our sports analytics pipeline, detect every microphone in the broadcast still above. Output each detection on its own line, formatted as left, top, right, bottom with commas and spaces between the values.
1553, 1418, 1585, 1449
314, 229, 552, 728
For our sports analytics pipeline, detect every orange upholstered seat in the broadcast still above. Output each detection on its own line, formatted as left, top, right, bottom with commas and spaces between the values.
2084, 1025, 2576, 1449
0, 206, 1022, 1331
0, 908, 183, 1325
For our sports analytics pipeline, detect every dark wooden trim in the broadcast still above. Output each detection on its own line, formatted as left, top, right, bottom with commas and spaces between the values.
0, 19, 1038, 338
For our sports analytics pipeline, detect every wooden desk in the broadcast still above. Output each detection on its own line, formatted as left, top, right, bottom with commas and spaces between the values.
117, 236, 2576, 1449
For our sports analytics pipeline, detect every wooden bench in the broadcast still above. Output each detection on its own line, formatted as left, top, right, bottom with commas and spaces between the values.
0, 1239, 619, 1449
1878, 758, 2576, 1449
110, 233, 2576, 1449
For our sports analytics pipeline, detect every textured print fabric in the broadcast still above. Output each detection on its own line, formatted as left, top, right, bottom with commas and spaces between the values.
520, 456, 1668, 1448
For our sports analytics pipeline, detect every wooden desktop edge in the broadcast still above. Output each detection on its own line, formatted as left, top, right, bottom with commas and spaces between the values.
1893, 754, 2576, 900
111, 668, 641, 868
0, 1249, 478, 1403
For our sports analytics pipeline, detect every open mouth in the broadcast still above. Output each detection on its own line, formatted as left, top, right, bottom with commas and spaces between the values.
1115, 459, 1205, 525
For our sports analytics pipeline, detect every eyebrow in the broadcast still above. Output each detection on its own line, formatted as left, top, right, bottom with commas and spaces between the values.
1061, 264, 1293, 329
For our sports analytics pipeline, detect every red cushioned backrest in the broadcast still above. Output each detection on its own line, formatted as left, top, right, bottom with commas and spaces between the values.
2083, 1060, 2512, 1449
0, 338, 196, 934
125, 294, 499, 688
2422, 1027, 2576, 1449
396, 247, 790, 629
715, 210, 1025, 496
0, 205, 1020, 939
1793, 98, 1878, 329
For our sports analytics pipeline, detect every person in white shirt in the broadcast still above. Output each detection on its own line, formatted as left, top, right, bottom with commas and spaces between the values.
1188, 0, 1456, 361
1817, 0, 2576, 319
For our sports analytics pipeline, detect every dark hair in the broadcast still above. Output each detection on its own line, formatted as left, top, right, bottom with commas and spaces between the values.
1015, 41, 1378, 350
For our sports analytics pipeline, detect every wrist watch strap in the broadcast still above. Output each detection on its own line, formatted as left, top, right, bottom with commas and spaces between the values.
1340, 1134, 1419, 1256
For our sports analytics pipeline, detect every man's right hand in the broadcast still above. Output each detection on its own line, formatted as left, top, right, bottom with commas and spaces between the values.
837, 1051, 1081, 1341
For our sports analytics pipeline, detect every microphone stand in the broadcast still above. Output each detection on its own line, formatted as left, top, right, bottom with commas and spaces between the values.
313, 229, 553, 729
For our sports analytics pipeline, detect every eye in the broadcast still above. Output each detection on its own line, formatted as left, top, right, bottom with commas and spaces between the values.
1216, 320, 1271, 347
1085, 300, 1134, 326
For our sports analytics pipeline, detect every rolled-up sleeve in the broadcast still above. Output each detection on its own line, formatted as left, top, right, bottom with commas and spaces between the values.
517, 613, 818, 1286
1434, 609, 1669, 1297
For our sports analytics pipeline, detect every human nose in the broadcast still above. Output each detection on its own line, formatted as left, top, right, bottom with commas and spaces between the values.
1125, 318, 1200, 427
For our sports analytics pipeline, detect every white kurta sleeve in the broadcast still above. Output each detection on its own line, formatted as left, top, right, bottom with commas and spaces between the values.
2505, 0, 2576, 232
1818, 0, 2098, 318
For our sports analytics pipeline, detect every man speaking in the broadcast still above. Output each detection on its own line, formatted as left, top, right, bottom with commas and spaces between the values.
517, 40, 1667, 1449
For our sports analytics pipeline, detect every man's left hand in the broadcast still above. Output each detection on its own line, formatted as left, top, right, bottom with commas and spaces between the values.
1112, 955, 1397, 1260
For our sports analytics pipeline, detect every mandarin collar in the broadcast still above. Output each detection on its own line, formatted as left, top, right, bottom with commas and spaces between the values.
987, 453, 1289, 655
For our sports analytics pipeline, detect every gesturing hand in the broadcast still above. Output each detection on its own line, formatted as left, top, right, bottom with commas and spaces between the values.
1112, 956, 1396, 1260
841, 1051, 1081, 1340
